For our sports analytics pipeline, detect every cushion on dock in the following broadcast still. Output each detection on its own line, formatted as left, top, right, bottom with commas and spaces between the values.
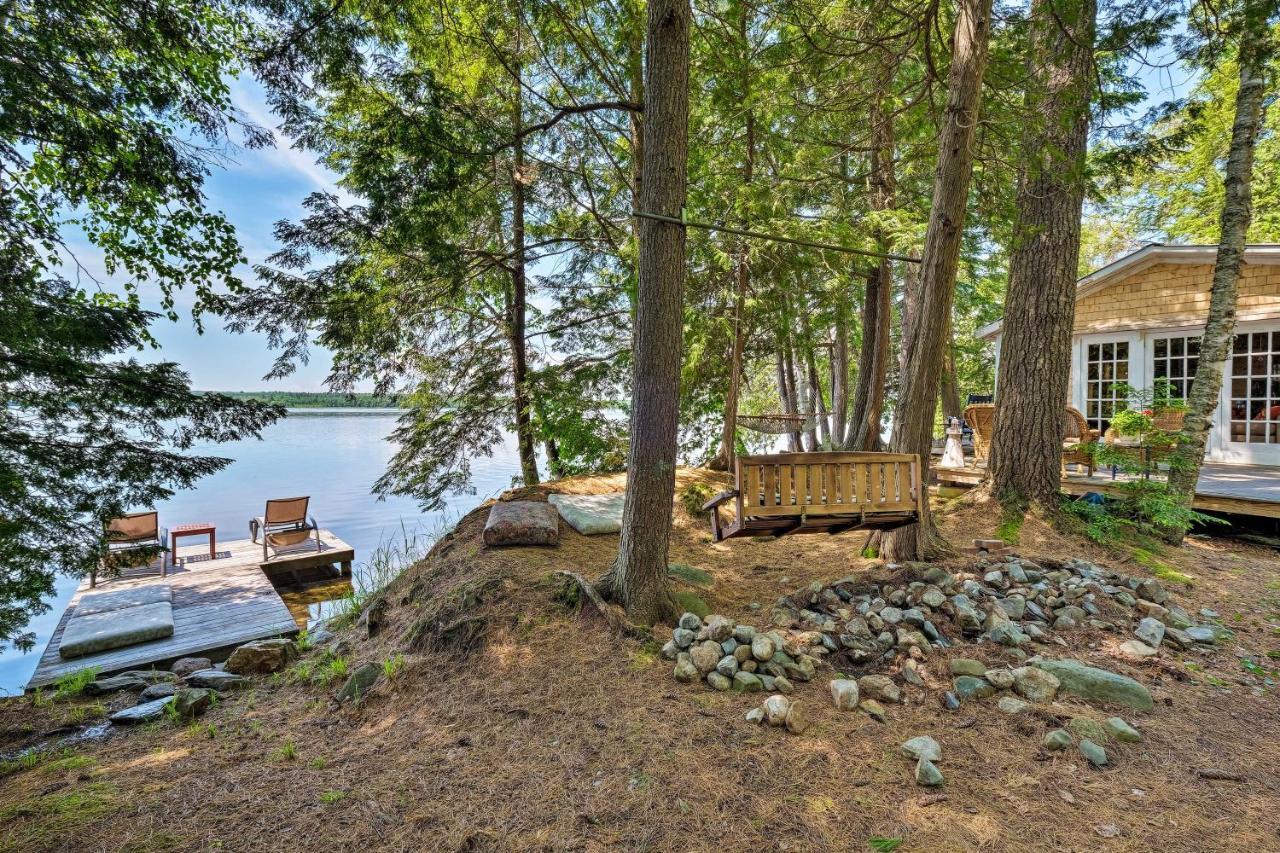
483, 501, 560, 547
73, 584, 173, 617
547, 493, 625, 535
59, 601, 175, 658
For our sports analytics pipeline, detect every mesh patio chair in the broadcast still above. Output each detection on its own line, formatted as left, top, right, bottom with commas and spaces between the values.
249, 497, 320, 562
97, 511, 168, 587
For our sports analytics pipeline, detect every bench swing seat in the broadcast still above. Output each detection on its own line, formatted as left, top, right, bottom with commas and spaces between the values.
703, 452, 925, 542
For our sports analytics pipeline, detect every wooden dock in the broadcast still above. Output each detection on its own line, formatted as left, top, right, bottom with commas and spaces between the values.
936, 461, 1280, 519
27, 530, 354, 691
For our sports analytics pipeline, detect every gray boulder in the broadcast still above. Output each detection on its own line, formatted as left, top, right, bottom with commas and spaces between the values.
225, 638, 298, 675
184, 669, 248, 691
84, 674, 149, 696
1011, 666, 1060, 703
140, 682, 176, 701
172, 687, 213, 719
110, 696, 174, 724
690, 640, 722, 674
336, 662, 380, 703
1032, 659, 1153, 710
1135, 617, 1165, 647
829, 678, 860, 710
170, 657, 213, 678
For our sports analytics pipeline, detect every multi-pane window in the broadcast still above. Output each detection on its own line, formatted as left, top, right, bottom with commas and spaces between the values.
1152, 336, 1200, 401
1230, 331, 1280, 445
1085, 341, 1129, 434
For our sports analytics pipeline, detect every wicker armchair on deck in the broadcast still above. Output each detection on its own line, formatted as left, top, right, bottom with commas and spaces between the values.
963, 403, 1097, 476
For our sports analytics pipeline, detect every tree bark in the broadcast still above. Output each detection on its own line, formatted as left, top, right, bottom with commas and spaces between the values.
801, 309, 829, 448
712, 13, 755, 471
988, 0, 1096, 513
847, 268, 890, 450
831, 296, 851, 447
846, 73, 897, 452
880, 0, 993, 562
941, 329, 963, 422
1167, 0, 1272, 526
598, 0, 689, 625
509, 27, 539, 486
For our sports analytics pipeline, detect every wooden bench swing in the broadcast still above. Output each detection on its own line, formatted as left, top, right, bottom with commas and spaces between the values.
702, 451, 925, 542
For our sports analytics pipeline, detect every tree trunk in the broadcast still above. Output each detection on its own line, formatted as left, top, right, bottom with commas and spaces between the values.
801, 310, 829, 448
831, 295, 851, 446
847, 268, 890, 450
880, 0, 993, 562
1167, 1, 1272, 527
988, 0, 1095, 513
712, 19, 755, 471
545, 437, 564, 479
712, 281, 746, 470
847, 85, 897, 451
783, 333, 804, 451
941, 330, 963, 423
598, 0, 689, 625
509, 34, 539, 486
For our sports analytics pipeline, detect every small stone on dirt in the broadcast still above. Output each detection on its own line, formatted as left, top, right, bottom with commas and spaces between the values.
901, 735, 942, 762
915, 757, 944, 787
1104, 717, 1142, 743
829, 678, 860, 710
1043, 729, 1073, 751
1079, 738, 1108, 767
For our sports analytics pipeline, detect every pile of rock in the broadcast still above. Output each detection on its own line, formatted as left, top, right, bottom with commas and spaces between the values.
759, 555, 1225, 671
87, 638, 299, 726
662, 613, 814, 694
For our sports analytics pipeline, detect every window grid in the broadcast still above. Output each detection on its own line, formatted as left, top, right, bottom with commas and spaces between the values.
1230, 331, 1280, 445
1152, 335, 1199, 402
1085, 341, 1130, 435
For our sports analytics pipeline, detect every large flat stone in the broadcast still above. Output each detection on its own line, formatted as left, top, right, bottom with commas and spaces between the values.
59, 601, 175, 658
109, 696, 174, 724
1032, 658, 1153, 710
184, 669, 248, 690
483, 501, 560, 546
547, 493, 625, 535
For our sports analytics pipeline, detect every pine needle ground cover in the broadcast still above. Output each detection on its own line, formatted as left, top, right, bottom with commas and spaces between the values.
1, 470, 1278, 852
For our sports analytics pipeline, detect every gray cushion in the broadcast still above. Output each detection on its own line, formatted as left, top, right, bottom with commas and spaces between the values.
547, 493, 625, 535
483, 501, 560, 546
74, 584, 173, 617
59, 601, 175, 658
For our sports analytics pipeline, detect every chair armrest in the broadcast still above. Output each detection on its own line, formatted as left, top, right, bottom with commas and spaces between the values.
702, 490, 739, 512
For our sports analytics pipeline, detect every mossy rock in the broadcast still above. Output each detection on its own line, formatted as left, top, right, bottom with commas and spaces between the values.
668, 563, 713, 588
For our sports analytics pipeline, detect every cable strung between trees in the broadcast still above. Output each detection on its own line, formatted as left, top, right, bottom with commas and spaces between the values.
630, 210, 922, 263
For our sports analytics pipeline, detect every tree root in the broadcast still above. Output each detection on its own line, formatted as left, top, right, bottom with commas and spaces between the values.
554, 570, 648, 640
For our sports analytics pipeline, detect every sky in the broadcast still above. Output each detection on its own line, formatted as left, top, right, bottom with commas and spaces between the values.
76, 78, 347, 392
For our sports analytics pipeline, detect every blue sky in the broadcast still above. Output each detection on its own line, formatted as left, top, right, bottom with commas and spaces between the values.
77, 78, 348, 392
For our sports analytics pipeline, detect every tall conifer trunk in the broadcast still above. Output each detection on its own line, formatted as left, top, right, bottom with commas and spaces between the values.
509, 20, 539, 486
1167, 0, 1273, 527
988, 0, 1096, 512
598, 0, 690, 624
880, 0, 992, 562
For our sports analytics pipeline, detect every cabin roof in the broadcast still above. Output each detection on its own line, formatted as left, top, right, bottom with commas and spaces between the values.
975, 243, 1280, 342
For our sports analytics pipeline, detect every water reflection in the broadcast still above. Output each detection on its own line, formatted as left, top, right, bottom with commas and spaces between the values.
277, 577, 355, 628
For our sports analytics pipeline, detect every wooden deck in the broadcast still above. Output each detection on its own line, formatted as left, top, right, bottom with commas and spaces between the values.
936, 461, 1280, 519
27, 530, 354, 690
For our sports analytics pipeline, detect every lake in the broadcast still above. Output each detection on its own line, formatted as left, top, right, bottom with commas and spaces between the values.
0, 409, 522, 695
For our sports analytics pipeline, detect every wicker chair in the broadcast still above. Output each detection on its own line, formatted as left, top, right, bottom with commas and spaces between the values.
963, 403, 1096, 476
962, 403, 996, 462
1062, 407, 1098, 476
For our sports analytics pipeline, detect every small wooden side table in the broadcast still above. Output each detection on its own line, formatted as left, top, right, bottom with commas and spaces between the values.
171, 522, 217, 568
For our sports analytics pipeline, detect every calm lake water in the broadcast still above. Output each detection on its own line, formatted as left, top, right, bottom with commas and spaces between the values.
0, 409, 522, 695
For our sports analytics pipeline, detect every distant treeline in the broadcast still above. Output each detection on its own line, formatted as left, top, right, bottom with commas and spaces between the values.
217, 391, 401, 408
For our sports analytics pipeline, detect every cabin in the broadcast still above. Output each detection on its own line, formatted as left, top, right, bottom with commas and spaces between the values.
977, 244, 1280, 467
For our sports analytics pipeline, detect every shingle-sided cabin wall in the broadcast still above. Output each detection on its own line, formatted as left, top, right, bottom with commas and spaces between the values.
1073, 262, 1280, 335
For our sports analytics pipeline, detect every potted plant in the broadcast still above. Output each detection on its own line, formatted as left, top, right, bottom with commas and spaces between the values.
1108, 409, 1152, 445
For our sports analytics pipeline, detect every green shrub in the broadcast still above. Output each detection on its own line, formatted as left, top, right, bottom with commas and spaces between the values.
52, 666, 100, 700
679, 482, 714, 517
672, 591, 709, 619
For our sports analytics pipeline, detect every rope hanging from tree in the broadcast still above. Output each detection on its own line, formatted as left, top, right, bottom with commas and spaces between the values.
736, 413, 819, 434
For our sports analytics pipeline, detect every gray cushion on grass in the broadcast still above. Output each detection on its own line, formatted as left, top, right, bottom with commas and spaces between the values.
74, 584, 173, 617
59, 601, 175, 658
483, 501, 560, 546
547, 493, 625, 535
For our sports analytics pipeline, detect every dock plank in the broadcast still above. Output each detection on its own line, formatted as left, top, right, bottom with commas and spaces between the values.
27, 529, 354, 690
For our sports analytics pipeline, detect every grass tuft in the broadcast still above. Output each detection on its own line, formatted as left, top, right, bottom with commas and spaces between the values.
672, 591, 709, 619
668, 563, 713, 588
